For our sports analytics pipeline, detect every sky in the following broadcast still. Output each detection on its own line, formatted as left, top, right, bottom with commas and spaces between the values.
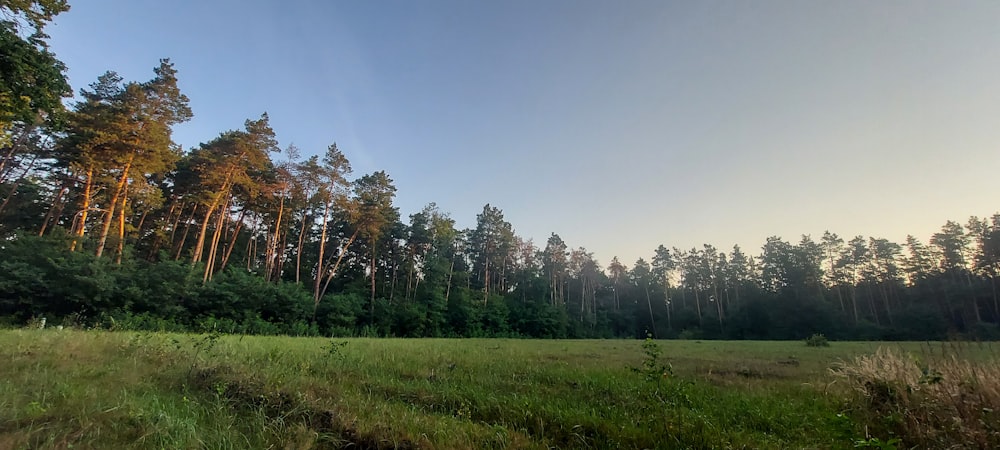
45, 0, 1000, 266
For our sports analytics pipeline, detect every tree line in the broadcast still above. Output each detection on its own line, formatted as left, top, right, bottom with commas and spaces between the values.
2, 1, 999, 339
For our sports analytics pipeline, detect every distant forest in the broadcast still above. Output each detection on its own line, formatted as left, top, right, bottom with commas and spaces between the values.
2, 1, 999, 340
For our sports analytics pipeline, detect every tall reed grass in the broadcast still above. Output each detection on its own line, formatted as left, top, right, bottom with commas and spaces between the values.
834, 344, 1000, 448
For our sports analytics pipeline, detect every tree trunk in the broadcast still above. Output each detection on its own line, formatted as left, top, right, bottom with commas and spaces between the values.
273, 225, 288, 282
991, 275, 1000, 325
483, 257, 490, 304
265, 195, 285, 282
295, 211, 310, 284
389, 257, 399, 304
313, 200, 332, 305
0, 153, 39, 216
645, 285, 657, 338
314, 229, 360, 316
134, 208, 149, 244
219, 205, 247, 273
191, 192, 223, 264
0, 124, 34, 183
174, 205, 198, 261
203, 194, 232, 283
664, 283, 672, 331
406, 247, 415, 302
865, 282, 881, 326
370, 239, 377, 322
850, 281, 860, 325
191, 169, 235, 264
879, 283, 893, 325
70, 166, 94, 252
38, 184, 68, 236
694, 289, 703, 327
834, 285, 845, 312
114, 180, 129, 264
96, 157, 133, 258
445, 257, 454, 302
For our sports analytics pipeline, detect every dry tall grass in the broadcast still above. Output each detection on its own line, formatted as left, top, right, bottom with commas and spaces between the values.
833, 345, 1000, 449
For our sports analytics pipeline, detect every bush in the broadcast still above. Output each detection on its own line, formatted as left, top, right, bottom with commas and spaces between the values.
805, 333, 830, 347
677, 329, 702, 340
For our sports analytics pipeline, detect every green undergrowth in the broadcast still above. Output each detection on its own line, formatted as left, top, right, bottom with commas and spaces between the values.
6, 330, 988, 449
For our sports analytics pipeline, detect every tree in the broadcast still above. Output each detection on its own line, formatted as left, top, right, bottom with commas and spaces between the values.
607, 256, 627, 311
0, 0, 69, 35
630, 258, 656, 337
311, 144, 352, 308
931, 221, 971, 278
91, 60, 192, 259
931, 220, 980, 324
542, 233, 568, 306
760, 236, 794, 294
651, 245, 675, 329
468, 204, 514, 304
569, 247, 600, 325
820, 231, 846, 312
902, 235, 939, 285
57, 72, 123, 251
188, 114, 277, 282
975, 215, 1000, 323
866, 237, 903, 325
838, 236, 869, 324
351, 171, 398, 317
0, 0, 70, 139
727, 245, 751, 306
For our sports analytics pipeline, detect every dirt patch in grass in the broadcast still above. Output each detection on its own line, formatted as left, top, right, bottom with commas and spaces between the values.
369, 384, 647, 449
703, 363, 798, 385
190, 367, 414, 450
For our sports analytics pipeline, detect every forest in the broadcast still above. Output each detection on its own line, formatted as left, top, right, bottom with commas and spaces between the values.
2, 1, 1000, 341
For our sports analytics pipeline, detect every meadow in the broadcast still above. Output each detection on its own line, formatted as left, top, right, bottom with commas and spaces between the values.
1, 330, 997, 449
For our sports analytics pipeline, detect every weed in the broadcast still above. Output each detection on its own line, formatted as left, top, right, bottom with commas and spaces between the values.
633, 331, 673, 383
323, 339, 349, 360
186, 332, 222, 378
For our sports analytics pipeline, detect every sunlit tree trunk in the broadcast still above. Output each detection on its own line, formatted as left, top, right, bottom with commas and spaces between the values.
294, 211, 310, 284
96, 156, 133, 258
70, 166, 94, 251
203, 194, 232, 283
313, 199, 332, 305
265, 195, 285, 281
191, 170, 235, 264
113, 180, 129, 264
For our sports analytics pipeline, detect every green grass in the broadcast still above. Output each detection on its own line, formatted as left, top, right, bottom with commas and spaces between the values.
1, 330, 996, 449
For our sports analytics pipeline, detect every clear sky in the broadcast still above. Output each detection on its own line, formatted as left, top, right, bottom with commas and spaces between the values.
46, 0, 1000, 267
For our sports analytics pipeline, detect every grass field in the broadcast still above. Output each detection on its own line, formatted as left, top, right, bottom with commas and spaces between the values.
1, 330, 997, 449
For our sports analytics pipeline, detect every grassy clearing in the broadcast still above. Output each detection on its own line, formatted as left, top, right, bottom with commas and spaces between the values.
0, 330, 996, 449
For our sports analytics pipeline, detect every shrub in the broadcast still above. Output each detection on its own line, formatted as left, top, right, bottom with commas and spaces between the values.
833, 346, 1000, 448
677, 329, 701, 340
805, 333, 829, 347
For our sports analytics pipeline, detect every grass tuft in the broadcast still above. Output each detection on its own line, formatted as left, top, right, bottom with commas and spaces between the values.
833, 345, 1000, 448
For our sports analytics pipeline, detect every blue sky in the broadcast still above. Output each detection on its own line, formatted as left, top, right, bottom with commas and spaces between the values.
47, 0, 1000, 266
